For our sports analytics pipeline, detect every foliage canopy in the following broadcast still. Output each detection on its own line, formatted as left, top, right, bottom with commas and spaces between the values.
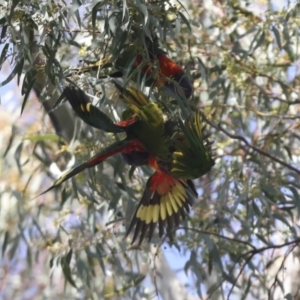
1, 0, 300, 299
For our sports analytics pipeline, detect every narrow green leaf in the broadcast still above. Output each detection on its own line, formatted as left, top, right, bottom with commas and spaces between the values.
2, 231, 9, 257
177, 11, 191, 32
0, 43, 9, 69
16, 57, 24, 85
289, 185, 300, 211
136, 3, 148, 25
0, 25, 7, 40
61, 249, 77, 288
252, 30, 265, 53
27, 247, 32, 268
174, 18, 181, 38
273, 213, 294, 235
256, 234, 269, 245
208, 250, 213, 275
241, 276, 251, 299
14, 142, 23, 175
222, 271, 238, 286
50, 257, 54, 268
0, 17, 7, 26
66, 248, 73, 264
184, 255, 191, 274
49, 91, 66, 111
21, 69, 37, 95
265, 255, 281, 269
122, 0, 127, 21
23, 134, 67, 144
61, 188, 68, 207
271, 25, 282, 49
20, 77, 36, 115
9, 236, 20, 259
0, 58, 23, 88
3, 125, 15, 158
128, 166, 136, 180
108, 13, 117, 34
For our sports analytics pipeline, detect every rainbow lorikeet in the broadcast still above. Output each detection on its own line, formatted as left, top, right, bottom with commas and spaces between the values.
76, 37, 193, 100
123, 109, 215, 244
111, 47, 193, 99
41, 84, 214, 244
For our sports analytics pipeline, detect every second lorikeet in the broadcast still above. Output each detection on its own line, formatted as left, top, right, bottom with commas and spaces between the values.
74, 36, 193, 100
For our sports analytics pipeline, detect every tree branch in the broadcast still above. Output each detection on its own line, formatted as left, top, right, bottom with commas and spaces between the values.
201, 114, 300, 176
217, 123, 300, 175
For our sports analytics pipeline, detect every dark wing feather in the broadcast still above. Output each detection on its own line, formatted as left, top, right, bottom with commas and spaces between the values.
39, 139, 133, 196
171, 111, 215, 179
63, 86, 124, 133
125, 171, 198, 245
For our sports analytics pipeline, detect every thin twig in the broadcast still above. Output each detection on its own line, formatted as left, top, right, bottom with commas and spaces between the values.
248, 76, 300, 104
201, 103, 300, 120
227, 253, 255, 300
268, 244, 297, 299
201, 114, 300, 176
62, 28, 102, 34
217, 123, 300, 175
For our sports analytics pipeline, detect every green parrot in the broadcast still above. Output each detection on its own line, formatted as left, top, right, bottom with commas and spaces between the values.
40, 83, 214, 244
39, 81, 170, 195
125, 111, 215, 244
71, 34, 193, 99
171, 112, 215, 179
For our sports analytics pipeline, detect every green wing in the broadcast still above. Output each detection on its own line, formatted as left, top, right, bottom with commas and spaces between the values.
39, 139, 134, 196
171, 112, 215, 179
113, 80, 170, 160
64, 86, 124, 133
112, 79, 150, 106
